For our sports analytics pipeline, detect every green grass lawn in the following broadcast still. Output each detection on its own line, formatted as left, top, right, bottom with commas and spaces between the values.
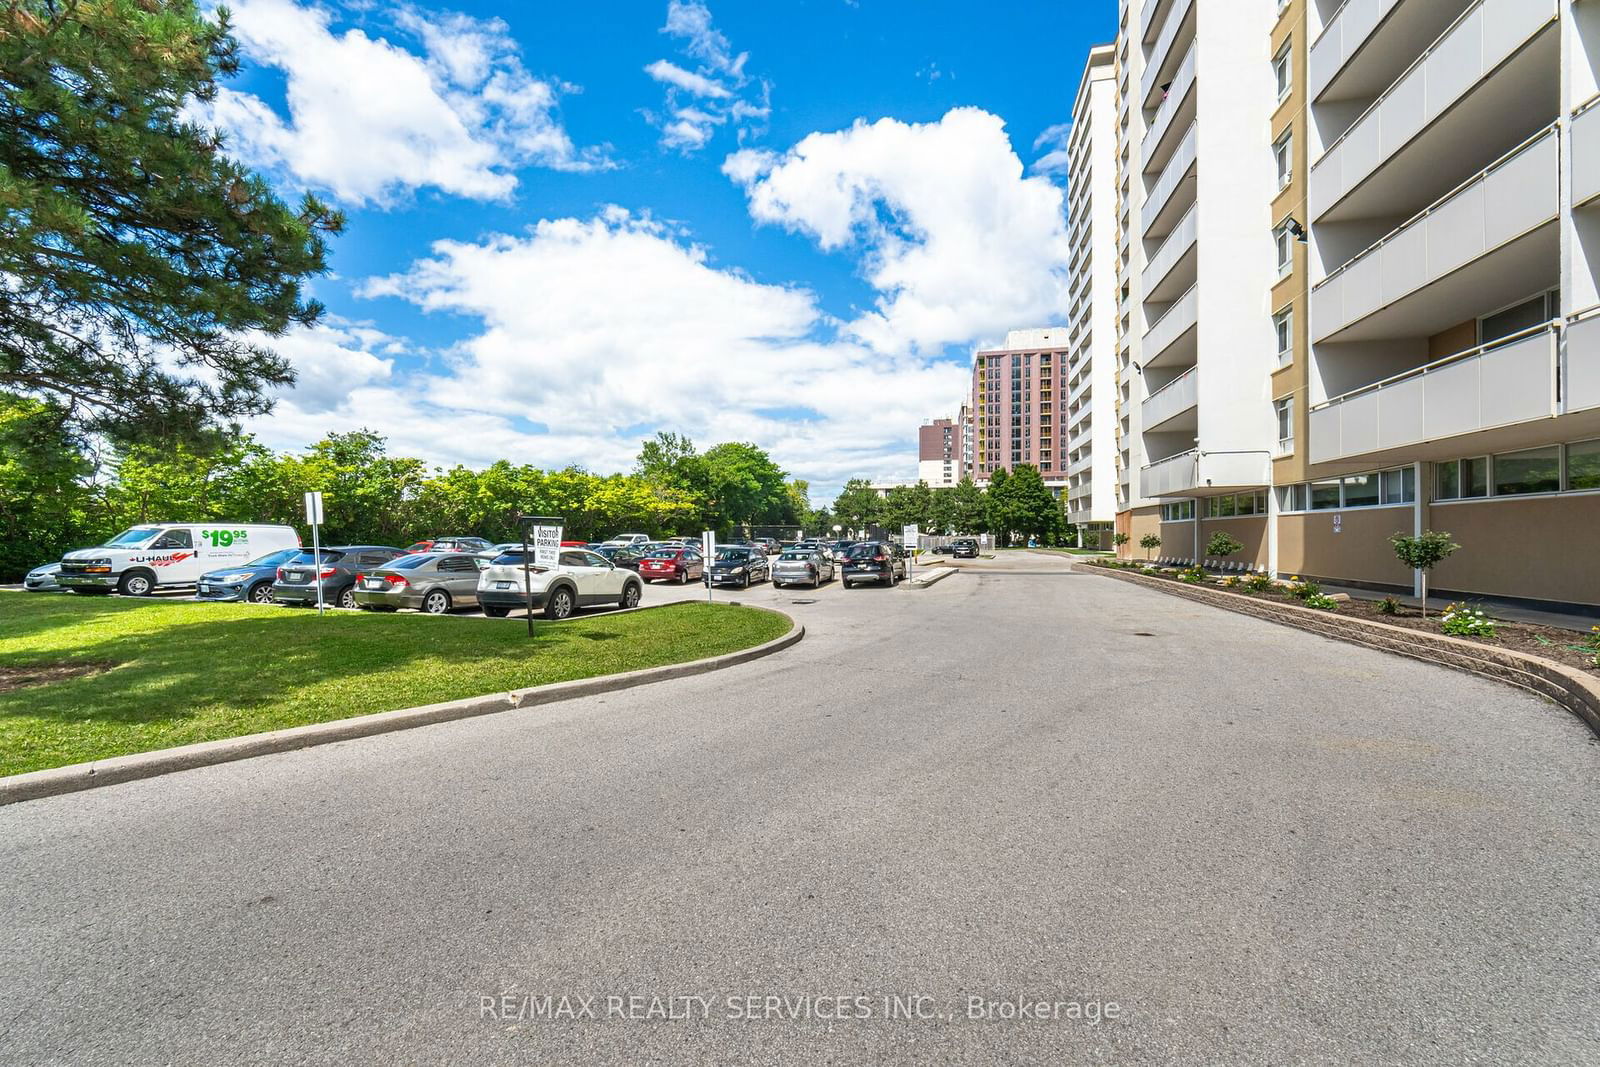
0, 595, 792, 777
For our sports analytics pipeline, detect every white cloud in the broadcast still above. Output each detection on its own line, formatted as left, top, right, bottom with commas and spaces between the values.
1030, 121, 1073, 177
642, 1, 769, 154
724, 107, 1072, 355
252, 209, 968, 494
249, 319, 398, 415
196, 0, 607, 206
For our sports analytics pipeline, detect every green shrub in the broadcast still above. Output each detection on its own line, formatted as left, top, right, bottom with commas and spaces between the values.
1206, 531, 1244, 559
1439, 603, 1496, 638
1243, 572, 1275, 593
1287, 578, 1323, 602
1300, 592, 1339, 611
1178, 565, 1208, 583
1376, 596, 1403, 616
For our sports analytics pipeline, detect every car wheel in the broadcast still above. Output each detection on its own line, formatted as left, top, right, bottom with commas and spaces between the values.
742, 573, 751, 589
247, 582, 274, 604
422, 590, 451, 615
621, 583, 641, 609
546, 586, 575, 620
117, 571, 154, 597
484, 605, 511, 618
678, 569, 687, 584
336, 586, 358, 610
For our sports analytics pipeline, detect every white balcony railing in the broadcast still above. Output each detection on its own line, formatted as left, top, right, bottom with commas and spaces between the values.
1142, 42, 1196, 170
1308, 0, 1557, 220
1311, 126, 1558, 342
1139, 450, 1272, 498
1561, 310, 1600, 413
1141, 365, 1198, 430
1142, 283, 1198, 364
1141, 121, 1198, 238
1142, 201, 1197, 297
1573, 97, 1600, 208
1141, 0, 1173, 43
1309, 0, 1405, 102
1141, 0, 1195, 103
1308, 323, 1558, 463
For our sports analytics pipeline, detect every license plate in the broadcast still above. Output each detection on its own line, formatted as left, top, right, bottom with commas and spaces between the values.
364, 579, 384, 589
496, 581, 512, 590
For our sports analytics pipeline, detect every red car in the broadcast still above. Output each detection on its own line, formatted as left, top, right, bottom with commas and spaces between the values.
637, 547, 704, 584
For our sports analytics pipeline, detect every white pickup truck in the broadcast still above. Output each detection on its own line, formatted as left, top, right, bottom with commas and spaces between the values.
58, 523, 301, 597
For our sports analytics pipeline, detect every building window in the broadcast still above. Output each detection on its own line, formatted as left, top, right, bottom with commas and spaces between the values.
1273, 222, 1294, 278
1309, 479, 1341, 510
1569, 438, 1600, 491
1380, 467, 1415, 505
1161, 500, 1195, 522
1273, 39, 1292, 102
1342, 473, 1379, 508
1480, 290, 1558, 346
1272, 129, 1293, 189
1275, 395, 1294, 452
1273, 308, 1293, 365
1208, 491, 1266, 518
1493, 446, 1561, 497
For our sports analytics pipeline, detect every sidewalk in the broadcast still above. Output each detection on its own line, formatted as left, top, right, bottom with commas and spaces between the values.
1322, 583, 1598, 634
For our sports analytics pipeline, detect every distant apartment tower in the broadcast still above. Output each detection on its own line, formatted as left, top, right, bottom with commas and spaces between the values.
917, 416, 963, 487
1120, 0, 1283, 565
971, 328, 1072, 495
1064, 43, 1121, 541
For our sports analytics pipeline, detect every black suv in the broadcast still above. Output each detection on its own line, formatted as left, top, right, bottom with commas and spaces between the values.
950, 538, 979, 559
841, 541, 907, 588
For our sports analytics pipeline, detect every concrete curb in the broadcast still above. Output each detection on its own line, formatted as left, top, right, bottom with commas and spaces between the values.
0, 608, 803, 807
905, 567, 956, 588
1082, 564, 1600, 739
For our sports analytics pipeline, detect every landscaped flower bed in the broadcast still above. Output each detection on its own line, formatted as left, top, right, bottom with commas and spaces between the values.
1090, 560, 1600, 678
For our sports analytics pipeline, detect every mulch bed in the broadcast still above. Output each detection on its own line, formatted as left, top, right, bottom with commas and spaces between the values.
1093, 563, 1600, 678
0, 661, 117, 693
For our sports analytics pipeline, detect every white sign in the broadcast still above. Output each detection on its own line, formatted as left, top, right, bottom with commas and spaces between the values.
304, 490, 324, 525
701, 530, 716, 558
531, 524, 562, 568
902, 523, 919, 547
1333, 513, 1343, 535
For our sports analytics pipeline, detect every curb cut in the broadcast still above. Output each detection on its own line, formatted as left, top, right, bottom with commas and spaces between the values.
1081, 564, 1600, 739
0, 608, 804, 807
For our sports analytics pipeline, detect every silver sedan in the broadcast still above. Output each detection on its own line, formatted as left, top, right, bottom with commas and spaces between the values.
771, 549, 834, 589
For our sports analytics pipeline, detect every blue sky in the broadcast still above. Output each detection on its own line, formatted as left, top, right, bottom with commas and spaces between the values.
202, 0, 1114, 499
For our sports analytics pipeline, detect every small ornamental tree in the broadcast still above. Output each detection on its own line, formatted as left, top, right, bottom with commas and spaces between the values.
1112, 532, 1130, 554
1206, 531, 1244, 563
1389, 530, 1460, 618
1139, 533, 1162, 560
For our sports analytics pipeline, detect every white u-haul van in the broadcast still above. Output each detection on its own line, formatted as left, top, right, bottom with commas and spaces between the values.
58, 524, 301, 597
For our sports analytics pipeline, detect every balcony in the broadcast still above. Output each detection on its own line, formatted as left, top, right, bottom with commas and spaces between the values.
1562, 312, 1600, 414
1140, 0, 1195, 106
1574, 99, 1600, 208
1141, 365, 1198, 432
1142, 43, 1196, 175
1308, 0, 1558, 223
1141, 121, 1197, 239
1310, 0, 1476, 105
1140, 450, 1272, 499
1141, 0, 1173, 44
1311, 126, 1557, 343
1142, 202, 1197, 303
1142, 283, 1198, 369
1308, 323, 1558, 465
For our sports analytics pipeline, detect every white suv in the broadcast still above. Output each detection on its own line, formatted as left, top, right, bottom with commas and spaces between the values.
603, 533, 650, 547
477, 548, 644, 619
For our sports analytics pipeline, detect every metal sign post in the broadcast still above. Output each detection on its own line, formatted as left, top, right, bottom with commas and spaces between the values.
304, 491, 325, 615
902, 523, 918, 583
701, 530, 715, 602
517, 515, 564, 638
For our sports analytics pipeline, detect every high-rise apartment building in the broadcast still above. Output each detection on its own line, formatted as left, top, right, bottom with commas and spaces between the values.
970, 328, 1072, 494
1099, 0, 1600, 612
1064, 44, 1121, 544
917, 416, 963, 487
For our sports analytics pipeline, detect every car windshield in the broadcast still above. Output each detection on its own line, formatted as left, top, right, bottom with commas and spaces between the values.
714, 549, 750, 562
105, 526, 163, 547
286, 549, 347, 564
492, 551, 530, 565
779, 551, 814, 561
247, 549, 300, 568
387, 554, 436, 569
845, 543, 882, 559
646, 550, 682, 559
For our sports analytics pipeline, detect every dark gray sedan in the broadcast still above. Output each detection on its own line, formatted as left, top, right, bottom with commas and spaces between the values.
270, 546, 405, 609
706, 546, 770, 588
353, 553, 488, 614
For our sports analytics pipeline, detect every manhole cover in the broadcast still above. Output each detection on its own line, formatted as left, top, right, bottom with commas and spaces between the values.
789, 598, 818, 605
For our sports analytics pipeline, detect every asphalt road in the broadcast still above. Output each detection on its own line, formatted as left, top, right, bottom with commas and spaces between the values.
2, 552, 1597, 1065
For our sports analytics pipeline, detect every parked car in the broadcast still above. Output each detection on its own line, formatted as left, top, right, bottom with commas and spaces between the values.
58, 523, 301, 597
752, 537, 780, 555
827, 539, 855, 560
706, 545, 770, 588
773, 548, 834, 589
403, 537, 492, 554
603, 533, 650, 547
477, 547, 643, 619
591, 544, 650, 572
23, 562, 63, 592
270, 545, 405, 609
638, 547, 704, 584
841, 540, 907, 588
195, 548, 303, 604
950, 537, 979, 559
353, 552, 488, 614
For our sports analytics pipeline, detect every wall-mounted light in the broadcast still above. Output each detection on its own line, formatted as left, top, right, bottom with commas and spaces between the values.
1284, 217, 1308, 243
